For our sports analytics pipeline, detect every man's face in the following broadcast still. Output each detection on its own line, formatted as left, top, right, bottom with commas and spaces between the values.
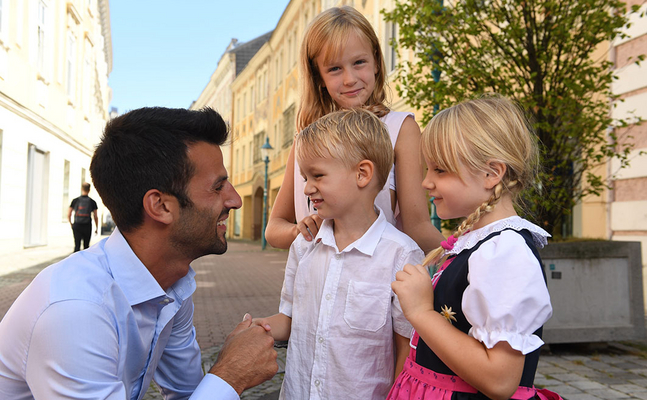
170, 142, 242, 258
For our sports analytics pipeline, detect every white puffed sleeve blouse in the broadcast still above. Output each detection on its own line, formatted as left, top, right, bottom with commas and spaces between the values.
445, 216, 553, 355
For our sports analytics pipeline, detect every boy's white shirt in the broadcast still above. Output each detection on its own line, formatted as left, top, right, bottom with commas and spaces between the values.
278, 207, 423, 400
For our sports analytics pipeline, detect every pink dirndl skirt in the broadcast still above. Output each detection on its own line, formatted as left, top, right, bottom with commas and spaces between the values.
387, 332, 562, 400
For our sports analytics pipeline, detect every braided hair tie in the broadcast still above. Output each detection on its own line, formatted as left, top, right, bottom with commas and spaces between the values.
440, 235, 458, 250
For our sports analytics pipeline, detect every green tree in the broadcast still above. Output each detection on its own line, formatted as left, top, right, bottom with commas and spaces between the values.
385, 0, 644, 237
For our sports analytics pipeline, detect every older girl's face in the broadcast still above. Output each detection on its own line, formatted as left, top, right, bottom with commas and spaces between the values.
316, 32, 377, 110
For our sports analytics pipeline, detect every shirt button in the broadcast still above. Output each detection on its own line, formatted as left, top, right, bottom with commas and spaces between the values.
335, 254, 341, 260
318, 337, 324, 343
314, 380, 321, 386
325, 294, 331, 300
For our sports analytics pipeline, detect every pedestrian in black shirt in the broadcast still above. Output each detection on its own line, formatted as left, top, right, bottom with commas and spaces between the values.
68, 182, 99, 252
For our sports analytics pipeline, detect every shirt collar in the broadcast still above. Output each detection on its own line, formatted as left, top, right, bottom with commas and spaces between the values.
104, 228, 196, 306
314, 207, 388, 256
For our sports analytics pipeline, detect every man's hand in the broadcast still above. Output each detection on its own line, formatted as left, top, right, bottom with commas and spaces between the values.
209, 314, 278, 395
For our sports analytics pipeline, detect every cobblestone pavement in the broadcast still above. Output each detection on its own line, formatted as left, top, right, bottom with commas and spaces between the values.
2, 239, 647, 399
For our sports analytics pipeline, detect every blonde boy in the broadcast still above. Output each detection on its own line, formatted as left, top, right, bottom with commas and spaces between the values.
255, 108, 424, 399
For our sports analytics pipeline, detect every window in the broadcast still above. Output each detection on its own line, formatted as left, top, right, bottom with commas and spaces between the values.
385, 22, 398, 73
66, 32, 76, 99
16, 0, 23, 45
274, 122, 280, 156
263, 70, 268, 98
81, 167, 86, 184
37, 1, 47, 75
242, 145, 246, 171
0, 0, 5, 40
282, 104, 295, 148
62, 160, 70, 220
235, 149, 240, 173
83, 39, 93, 112
279, 51, 284, 77
253, 132, 264, 164
287, 37, 292, 68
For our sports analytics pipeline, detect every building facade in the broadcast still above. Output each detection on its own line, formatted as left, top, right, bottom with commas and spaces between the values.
190, 32, 272, 239
610, 0, 647, 295
0, 0, 112, 255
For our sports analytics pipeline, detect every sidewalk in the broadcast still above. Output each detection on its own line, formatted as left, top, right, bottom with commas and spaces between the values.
0, 232, 109, 277
1, 238, 647, 399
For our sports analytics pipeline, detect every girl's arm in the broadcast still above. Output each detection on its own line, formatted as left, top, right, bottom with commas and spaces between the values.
265, 143, 323, 249
392, 263, 525, 400
252, 313, 292, 342
394, 117, 445, 254
393, 332, 410, 380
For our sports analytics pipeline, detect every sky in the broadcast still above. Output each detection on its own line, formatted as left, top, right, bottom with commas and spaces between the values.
108, 1, 291, 114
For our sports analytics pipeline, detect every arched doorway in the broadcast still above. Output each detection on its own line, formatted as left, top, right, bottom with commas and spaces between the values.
253, 186, 263, 240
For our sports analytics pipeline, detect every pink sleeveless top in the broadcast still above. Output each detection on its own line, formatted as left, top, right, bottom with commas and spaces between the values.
293, 110, 414, 227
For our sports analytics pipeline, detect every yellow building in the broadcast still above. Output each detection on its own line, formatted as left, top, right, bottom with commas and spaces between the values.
190, 32, 272, 239
0, 0, 112, 258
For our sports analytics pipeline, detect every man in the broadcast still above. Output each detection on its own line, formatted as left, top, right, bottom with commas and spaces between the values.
0, 107, 278, 399
68, 182, 99, 252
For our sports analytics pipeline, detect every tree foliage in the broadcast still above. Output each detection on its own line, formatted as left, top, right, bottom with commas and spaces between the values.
384, 0, 643, 237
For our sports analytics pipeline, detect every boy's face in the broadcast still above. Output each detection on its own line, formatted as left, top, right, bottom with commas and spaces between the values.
299, 154, 359, 221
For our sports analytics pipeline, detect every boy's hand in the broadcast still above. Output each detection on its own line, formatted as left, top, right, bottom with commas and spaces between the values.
250, 314, 272, 333
392, 263, 434, 323
296, 214, 323, 241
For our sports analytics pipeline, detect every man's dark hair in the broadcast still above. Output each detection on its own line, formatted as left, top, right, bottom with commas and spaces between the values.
81, 182, 91, 193
90, 107, 228, 232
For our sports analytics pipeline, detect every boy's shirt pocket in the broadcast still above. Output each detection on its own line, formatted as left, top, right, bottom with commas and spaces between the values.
343, 280, 390, 332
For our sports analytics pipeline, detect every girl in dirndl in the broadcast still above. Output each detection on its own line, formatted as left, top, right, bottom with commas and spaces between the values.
389, 95, 563, 400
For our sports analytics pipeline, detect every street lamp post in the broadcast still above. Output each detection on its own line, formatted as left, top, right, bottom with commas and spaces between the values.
261, 137, 273, 250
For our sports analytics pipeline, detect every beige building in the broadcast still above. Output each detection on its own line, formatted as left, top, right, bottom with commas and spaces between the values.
0, 0, 112, 258
610, 0, 647, 295
191, 32, 272, 239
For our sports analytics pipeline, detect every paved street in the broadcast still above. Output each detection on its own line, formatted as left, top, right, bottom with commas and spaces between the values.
2, 239, 647, 399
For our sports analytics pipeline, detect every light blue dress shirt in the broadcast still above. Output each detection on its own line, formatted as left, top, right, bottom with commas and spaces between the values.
0, 229, 239, 400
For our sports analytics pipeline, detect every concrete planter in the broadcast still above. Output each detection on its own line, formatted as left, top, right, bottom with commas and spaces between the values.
539, 240, 645, 344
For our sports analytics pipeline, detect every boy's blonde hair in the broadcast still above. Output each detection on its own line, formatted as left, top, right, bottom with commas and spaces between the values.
295, 108, 393, 190
296, 6, 389, 131
423, 95, 540, 266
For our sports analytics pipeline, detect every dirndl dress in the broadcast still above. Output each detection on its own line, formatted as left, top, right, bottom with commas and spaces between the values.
387, 227, 563, 400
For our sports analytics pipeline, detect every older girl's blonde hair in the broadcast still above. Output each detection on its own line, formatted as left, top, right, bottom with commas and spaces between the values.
296, 6, 389, 131
295, 108, 393, 190
423, 95, 540, 267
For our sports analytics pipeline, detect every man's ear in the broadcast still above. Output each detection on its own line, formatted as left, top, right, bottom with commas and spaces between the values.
356, 160, 375, 189
484, 160, 507, 190
142, 189, 177, 225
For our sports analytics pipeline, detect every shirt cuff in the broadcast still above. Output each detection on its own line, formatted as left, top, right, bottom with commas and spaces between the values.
190, 373, 240, 400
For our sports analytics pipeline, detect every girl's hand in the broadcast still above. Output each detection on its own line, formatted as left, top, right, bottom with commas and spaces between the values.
296, 214, 323, 241
392, 263, 434, 323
